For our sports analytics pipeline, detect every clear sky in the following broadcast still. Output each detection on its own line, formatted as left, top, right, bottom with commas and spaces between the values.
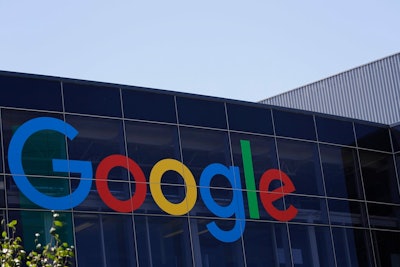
0, 1, 399, 102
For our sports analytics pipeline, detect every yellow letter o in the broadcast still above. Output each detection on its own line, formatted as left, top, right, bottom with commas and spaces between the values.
149, 159, 197, 215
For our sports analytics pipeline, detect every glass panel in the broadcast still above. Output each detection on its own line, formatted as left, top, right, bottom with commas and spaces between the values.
6, 175, 70, 209
285, 195, 329, 224
71, 178, 132, 212
367, 203, 400, 230
189, 187, 242, 219
371, 230, 400, 267
273, 110, 316, 140
125, 121, 180, 183
63, 82, 122, 117
328, 199, 367, 227
332, 227, 374, 267
243, 221, 291, 267
355, 123, 391, 152
390, 124, 400, 152
226, 103, 273, 134
0, 176, 6, 208
230, 133, 278, 191
122, 89, 176, 123
136, 215, 193, 267
0, 74, 62, 111
315, 116, 356, 146
176, 97, 227, 129
132, 184, 164, 215
2, 109, 64, 175
75, 213, 136, 267
190, 218, 245, 267
8, 210, 73, 253
276, 139, 324, 196
180, 127, 231, 187
288, 224, 335, 267
359, 150, 400, 204
66, 115, 127, 181
320, 145, 363, 199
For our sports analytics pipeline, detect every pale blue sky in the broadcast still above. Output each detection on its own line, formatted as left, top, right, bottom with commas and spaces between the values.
0, 1, 399, 102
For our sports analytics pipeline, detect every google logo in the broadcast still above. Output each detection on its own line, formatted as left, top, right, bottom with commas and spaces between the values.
8, 117, 298, 242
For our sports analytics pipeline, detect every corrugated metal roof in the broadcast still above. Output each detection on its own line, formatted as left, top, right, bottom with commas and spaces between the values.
260, 53, 400, 125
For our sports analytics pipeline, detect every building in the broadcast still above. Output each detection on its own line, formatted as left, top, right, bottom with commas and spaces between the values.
0, 54, 399, 267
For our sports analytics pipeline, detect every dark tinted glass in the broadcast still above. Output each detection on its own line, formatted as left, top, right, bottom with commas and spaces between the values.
367, 203, 400, 230
273, 110, 316, 140
355, 123, 391, 152
190, 218, 245, 267
316, 116, 356, 146
63, 82, 122, 117
0, 176, 6, 209
371, 230, 400, 267
359, 150, 399, 203
177, 97, 227, 128
66, 115, 127, 180
75, 213, 136, 267
243, 222, 291, 267
72, 178, 132, 212
226, 103, 273, 134
289, 225, 335, 267
2, 109, 64, 175
276, 139, 324, 196
0, 75, 62, 111
230, 133, 278, 190
180, 127, 231, 186
136, 215, 193, 266
285, 195, 329, 224
320, 145, 363, 199
332, 228, 374, 267
328, 199, 367, 227
125, 121, 180, 183
390, 124, 400, 152
122, 89, 176, 123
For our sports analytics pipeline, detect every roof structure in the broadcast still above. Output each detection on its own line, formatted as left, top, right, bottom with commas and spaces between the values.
261, 53, 400, 125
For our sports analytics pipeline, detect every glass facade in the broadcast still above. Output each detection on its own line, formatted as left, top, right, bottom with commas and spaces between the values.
1, 72, 400, 267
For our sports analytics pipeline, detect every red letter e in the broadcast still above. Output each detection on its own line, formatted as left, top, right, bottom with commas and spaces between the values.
259, 169, 297, 221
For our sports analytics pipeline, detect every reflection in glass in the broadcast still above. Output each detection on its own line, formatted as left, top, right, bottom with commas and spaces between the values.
367, 203, 400, 230
2, 109, 64, 175
328, 199, 367, 227
355, 123, 391, 152
136, 215, 193, 267
180, 127, 231, 187
190, 218, 245, 267
289, 224, 335, 267
277, 139, 324, 196
359, 150, 400, 204
66, 115, 127, 181
320, 145, 363, 199
125, 121, 180, 183
230, 133, 278, 191
243, 221, 291, 267
75, 213, 136, 267
332, 227, 374, 267
285, 195, 329, 224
